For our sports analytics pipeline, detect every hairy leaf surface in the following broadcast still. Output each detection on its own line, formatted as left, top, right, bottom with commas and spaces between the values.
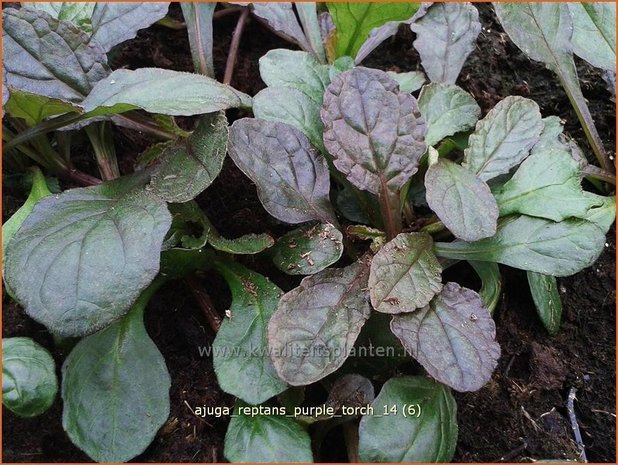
426, 159, 498, 241
2, 8, 110, 102
62, 296, 171, 462
358, 376, 457, 462
369, 232, 442, 314
463, 96, 543, 181
411, 2, 481, 84
391, 283, 500, 392
149, 112, 228, 202
568, 2, 615, 72
83, 68, 251, 116
272, 223, 343, 275
228, 118, 336, 224
268, 261, 371, 385
213, 262, 287, 405
321, 67, 426, 195
387, 70, 426, 93
418, 83, 480, 146
2, 337, 57, 417
434, 216, 605, 277
5, 175, 171, 336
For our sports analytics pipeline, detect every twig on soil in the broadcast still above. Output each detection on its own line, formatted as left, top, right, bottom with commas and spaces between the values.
567, 387, 588, 462
223, 8, 250, 85
186, 276, 222, 332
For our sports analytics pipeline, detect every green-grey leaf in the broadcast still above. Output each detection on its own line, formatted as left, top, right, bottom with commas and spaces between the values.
268, 261, 371, 385
4, 175, 171, 336
62, 290, 171, 463
212, 261, 287, 405
391, 282, 500, 392
426, 158, 498, 241
88, 2, 170, 52
358, 376, 457, 462
568, 2, 616, 72
493, 2, 608, 170
369, 232, 442, 314
463, 96, 543, 181
493, 147, 604, 222
411, 2, 481, 84
532, 116, 567, 155
581, 195, 616, 233
224, 402, 313, 463
418, 82, 481, 147
272, 223, 343, 275
246, 2, 313, 54
4, 89, 82, 126
327, 2, 419, 59
253, 86, 325, 152
3, 8, 110, 102
321, 67, 427, 195
469, 261, 501, 314
387, 71, 426, 93
83, 68, 251, 117
296, 2, 326, 63
434, 215, 605, 277
149, 112, 228, 203
209, 233, 275, 255
527, 271, 562, 336
228, 118, 337, 225
181, 2, 216, 77
259, 49, 330, 104
336, 186, 371, 224
2, 337, 57, 417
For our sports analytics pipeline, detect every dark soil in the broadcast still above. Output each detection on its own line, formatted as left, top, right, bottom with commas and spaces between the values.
3, 3, 615, 463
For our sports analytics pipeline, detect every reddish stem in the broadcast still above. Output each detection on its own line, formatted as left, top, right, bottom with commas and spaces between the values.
223, 8, 249, 86
186, 276, 221, 332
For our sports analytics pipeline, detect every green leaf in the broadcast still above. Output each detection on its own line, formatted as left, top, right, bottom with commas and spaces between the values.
228, 118, 337, 225
83, 68, 251, 117
425, 158, 498, 241
2, 7, 110, 102
2, 167, 51, 291
387, 71, 426, 93
321, 67, 426, 195
369, 232, 442, 314
493, 147, 604, 222
22, 2, 95, 28
181, 2, 216, 77
245, 3, 313, 54
62, 286, 171, 463
418, 83, 481, 147
527, 271, 562, 336
253, 86, 325, 152
209, 233, 275, 255
463, 96, 543, 181
532, 116, 567, 155
2, 337, 57, 417
411, 2, 481, 84
224, 401, 313, 462
493, 2, 609, 172
568, 2, 616, 72
88, 2, 170, 52
5, 174, 171, 336
391, 282, 500, 392
268, 261, 371, 385
272, 223, 343, 275
469, 261, 501, 314
327, 2, 419, 58
149, 112, 228, 203
358, 376, 457, 462
212, 261, 287, 405
336, 186, 372, 224
296, 2, 327, 63
259, 49, 330, 104
4, 89, 82, 126
434, 215, 605, 277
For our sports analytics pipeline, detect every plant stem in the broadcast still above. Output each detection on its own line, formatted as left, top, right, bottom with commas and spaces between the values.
113, 113, 178, 141
223, 8, 249, 85
186, 276, 222, 332
378, 188, 401, 241
85, 122, 120, 181
60, 169, 102, 186
581, 164, 616, 185
214, 6, 244, 20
